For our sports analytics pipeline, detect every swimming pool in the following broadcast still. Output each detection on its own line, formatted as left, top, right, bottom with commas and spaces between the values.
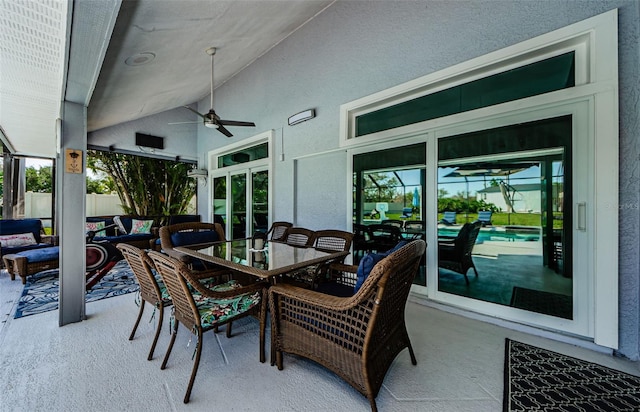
438, 225, 540, 243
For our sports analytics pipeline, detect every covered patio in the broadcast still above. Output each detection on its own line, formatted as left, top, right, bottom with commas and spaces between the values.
1, 271, 637, 411
1, 1, 640, 410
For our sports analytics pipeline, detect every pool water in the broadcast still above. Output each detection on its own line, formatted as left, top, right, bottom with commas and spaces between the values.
438, 226, 540, 243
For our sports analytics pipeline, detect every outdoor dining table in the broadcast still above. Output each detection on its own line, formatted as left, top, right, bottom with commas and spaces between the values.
175, 238, 349, 283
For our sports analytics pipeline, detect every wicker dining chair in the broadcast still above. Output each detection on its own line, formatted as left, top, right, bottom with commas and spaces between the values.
283, 229, 353, 289
117, 243, 172, 361
148, 251, 268, 404
265, 221, 293, 242
283, 227, 316, 247
159, 222, 226, 271
269, 239, 426, 412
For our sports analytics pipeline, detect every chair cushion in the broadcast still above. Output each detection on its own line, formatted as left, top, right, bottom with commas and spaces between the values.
354, 240, 408, 293
17, 246, 60, 263
191, 280, 261, 327
2, 243, 54, 256
170, 230, 219, 247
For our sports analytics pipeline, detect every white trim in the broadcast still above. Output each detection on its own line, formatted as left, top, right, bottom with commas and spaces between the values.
207, 129, 275, 231
341, 10, 619, 349
340, 9, 618, 148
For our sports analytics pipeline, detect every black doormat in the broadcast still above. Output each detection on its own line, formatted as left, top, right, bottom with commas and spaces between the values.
510, 286, 572, 319
504, 339, 640, 411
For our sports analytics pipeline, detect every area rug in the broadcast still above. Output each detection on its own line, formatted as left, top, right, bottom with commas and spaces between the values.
510, 286, 572, 319
503, 338, 640, 411
14, 260, 138, 319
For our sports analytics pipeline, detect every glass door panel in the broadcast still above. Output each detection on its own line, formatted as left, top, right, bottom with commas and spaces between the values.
212, 176, 227, 234
213, 169, 268, 240
352, 143, 427, 285
252, 170, 268, 235
437, 116, 573, 319
230, 173, 247, 239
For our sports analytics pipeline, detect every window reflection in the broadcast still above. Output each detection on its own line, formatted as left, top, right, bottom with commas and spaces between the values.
437, 117, 572, 319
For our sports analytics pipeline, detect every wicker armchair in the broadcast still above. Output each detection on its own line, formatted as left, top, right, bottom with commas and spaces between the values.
265, 221, 292, 241
269, 239, 426, 412
148, 251, 268, 403
117, 244, 171, 361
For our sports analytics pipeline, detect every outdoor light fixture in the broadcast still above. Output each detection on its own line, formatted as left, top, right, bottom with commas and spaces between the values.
288, 109, 315, 126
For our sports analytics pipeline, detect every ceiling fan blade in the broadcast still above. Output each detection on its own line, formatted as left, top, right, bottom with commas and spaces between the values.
168, 121, 200, 125
218, 120, 256, 127
217, 124, 233, 137
182, 105, 205, 119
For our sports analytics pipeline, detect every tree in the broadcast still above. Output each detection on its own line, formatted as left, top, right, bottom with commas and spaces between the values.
25, 166, 53, 192
87, 150, 196, 219
362, 172, 400, 202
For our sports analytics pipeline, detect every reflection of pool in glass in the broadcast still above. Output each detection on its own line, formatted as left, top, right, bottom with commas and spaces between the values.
438, 226, 540, 243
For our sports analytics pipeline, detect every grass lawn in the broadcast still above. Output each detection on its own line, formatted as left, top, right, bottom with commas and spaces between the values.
385, 212, 562, 229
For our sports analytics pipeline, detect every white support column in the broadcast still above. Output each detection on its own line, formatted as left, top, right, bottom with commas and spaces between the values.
57, 101, 87, 326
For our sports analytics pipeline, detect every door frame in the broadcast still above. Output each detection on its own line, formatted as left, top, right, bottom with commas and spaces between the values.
208, 130, 274, 238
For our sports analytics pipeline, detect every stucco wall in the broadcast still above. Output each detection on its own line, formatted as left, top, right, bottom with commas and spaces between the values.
195, 1, 640, 359
91, 1, 640, 358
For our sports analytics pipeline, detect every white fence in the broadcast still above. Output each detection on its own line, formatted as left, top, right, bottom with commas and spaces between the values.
22, 192, 123, 227
21, 192, 196, 227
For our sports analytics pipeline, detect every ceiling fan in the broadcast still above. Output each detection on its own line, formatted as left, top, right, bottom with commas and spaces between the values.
179, 47, 255, 137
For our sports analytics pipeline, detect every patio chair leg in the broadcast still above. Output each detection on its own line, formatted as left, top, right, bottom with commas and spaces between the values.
129, 301, 145, 341
406, 336, 417, 365
161, 320, 179, 370
226, 321, 233, 338
259, 295, 267, 363
184, 332, 203, 403
147, 304, 164, 361
368, 396, 378, 412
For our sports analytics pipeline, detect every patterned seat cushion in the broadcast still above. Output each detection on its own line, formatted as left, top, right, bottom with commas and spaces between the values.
192, 280, 261, 328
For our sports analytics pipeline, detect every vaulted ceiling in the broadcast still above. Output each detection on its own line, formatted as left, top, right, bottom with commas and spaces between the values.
0, 0, 334, 158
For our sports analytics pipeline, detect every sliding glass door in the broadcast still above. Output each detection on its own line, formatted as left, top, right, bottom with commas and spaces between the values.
436, 116, 572, 319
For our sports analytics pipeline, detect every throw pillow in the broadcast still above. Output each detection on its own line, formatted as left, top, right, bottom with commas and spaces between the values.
354, 240, 409, 293
113, 216, 128, 234
85, 221, 105, 233
130, 219, 154, 234
0, 232, 37, 247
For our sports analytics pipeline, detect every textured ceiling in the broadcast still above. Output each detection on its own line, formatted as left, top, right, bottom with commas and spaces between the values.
0, 0, 68, 158
0, 0, 334, 158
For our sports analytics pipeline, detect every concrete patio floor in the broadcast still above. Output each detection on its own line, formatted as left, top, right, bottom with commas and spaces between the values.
0, 269, 638, 411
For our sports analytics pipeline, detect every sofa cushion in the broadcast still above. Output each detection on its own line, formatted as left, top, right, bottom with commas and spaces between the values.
85, 221, 106, 233
87, 217, 116, 236
0, 233, 36, 247
170, 230, 219, 247
130, 219, 154, 234
354, 240, 408, 293
94, 233, 154, 244
0, 219, 42, 243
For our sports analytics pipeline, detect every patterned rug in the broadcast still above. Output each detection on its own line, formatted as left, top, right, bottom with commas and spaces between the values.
503, 338, 640, 411
14, 260, 139, 319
